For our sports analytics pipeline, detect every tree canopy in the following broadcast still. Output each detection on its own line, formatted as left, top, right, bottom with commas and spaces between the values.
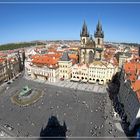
0, 42, 45, 51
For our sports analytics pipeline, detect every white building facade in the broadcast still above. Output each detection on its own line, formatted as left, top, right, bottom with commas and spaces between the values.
31, 66, 59, 82
71, 64, 88, 82
71, 61, 118, 85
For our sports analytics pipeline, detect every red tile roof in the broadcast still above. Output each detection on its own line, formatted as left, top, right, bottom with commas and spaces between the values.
32, 52, 78, 67
32, 54, 61, 68
0, 58, 6, 63
69, 54, 78, 60
124, 61, 140, 102
132, 80, 140, 92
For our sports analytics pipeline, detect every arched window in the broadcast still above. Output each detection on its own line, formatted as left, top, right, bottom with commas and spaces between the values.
89, 51, 94, 63
83, 38, 85, 44
98, 38, 100, 45
96, 79, 99, 82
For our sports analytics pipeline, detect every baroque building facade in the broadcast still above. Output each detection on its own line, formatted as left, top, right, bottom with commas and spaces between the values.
71, 61, 118, 84
58, 51, 72, 80
118, 66, 140, 132
0, 54, 21, 85
0, 59, 8, 84
31, 66, 59, 82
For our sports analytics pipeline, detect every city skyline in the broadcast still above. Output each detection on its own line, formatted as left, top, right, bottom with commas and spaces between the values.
0, 2, 140, 44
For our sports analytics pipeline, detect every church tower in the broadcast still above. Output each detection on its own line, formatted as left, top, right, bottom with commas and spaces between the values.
94, 20, 104, 60
79, 21, 95, 64
80, 21, 89, 46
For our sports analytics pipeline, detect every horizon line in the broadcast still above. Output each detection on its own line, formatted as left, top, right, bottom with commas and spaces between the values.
0, 40, 140, 45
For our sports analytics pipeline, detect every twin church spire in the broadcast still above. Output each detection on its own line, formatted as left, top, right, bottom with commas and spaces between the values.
94, 20, 104, 38
80, 20, 89, 37
80, 20, 104, 38
79, 19, 104, 63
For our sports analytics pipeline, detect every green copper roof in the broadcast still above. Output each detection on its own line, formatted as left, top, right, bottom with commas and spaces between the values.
19, 86, 32, 96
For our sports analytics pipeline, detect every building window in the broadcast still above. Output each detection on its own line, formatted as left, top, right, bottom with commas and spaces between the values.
83, 38, 85, 44
98, 38, 100, 45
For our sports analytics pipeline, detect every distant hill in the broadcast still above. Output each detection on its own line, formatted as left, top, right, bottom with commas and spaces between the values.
121, 42, 140, 47
0, 42, 45, 51
105, 41, 140, 47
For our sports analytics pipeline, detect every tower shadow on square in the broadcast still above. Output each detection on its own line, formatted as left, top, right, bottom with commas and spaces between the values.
39, 116, 67, 140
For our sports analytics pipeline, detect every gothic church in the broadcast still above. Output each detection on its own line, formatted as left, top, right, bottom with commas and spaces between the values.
79, 20, 104, 64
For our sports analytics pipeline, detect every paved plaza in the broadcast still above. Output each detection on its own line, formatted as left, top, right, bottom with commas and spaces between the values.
25, 73, 107, 94
50, 80, 107, 94
0, 73, 127, 139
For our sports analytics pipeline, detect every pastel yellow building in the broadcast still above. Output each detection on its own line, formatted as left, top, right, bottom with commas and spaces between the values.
58, 51, 72, 80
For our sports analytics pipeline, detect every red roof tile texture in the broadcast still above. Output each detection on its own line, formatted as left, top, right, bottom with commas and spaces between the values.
124, 61, 140, 101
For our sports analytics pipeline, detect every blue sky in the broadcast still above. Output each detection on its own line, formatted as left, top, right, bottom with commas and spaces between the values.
0, 1, 140, 44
